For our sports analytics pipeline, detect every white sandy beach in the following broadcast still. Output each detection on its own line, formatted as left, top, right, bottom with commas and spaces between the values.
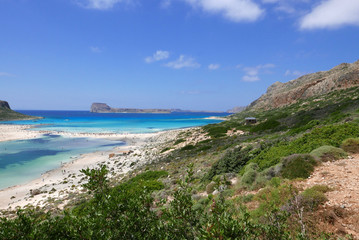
0, 124, 182, 211
0, 124, 43, 142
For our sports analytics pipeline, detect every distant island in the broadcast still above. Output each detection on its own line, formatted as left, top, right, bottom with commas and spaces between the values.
90, 103, 226, 114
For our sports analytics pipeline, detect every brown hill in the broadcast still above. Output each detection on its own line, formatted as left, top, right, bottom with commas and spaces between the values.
249, 60, 359, 110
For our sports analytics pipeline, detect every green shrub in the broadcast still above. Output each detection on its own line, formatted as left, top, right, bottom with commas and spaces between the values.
206, 146, 254, 180
203, 125, 230, 138
341, 138, 359, 153
310, 145, 347, 162
252, 123, 359, 169
181, 145, 196, 151
253, 183, 296, 219
241, 169, 257, 186
245, 162, 259, 172
251, 119, 281, 133
174, 138, 185, 145
206, 181, 216, 194
197, 145, 212, 152
161, 147, 172, 153
301, 186, 329, 210
280, 154, 317, 179
268, 177, 281, 188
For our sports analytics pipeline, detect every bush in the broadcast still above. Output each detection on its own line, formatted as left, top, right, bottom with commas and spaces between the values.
206, 181, 216, 194
310, 145, 347, 162
280, 154, 317, 179
245, 162, 259, 172
251, 119, 281, 133
174, 139, 185, 145
181, 145, 196, 151
252, 123, 359, 169
241, 169, 257, 187
205, 146, 254, 180
341, 138, 359, 153
300, 185, 329, 210
203, 125, 230, 138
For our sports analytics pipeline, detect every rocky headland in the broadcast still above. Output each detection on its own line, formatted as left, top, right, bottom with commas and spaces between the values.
0, 100, 39, 121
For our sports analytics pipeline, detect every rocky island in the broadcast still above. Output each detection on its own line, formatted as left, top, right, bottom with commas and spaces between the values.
90, 103, 226, 114
90, 103, 172, 113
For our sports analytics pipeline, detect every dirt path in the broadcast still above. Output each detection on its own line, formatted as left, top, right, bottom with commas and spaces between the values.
299, 154, 359, 238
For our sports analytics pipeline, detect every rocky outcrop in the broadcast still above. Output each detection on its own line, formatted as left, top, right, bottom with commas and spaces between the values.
90, 103, 112, 113
0, 100, 10, 109
249, 60, 359, 110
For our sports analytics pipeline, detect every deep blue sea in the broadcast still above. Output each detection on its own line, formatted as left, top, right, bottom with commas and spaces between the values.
0, 111, 229, 189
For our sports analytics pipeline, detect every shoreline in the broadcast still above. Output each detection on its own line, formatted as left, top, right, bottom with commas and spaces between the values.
0, 124, 184, 211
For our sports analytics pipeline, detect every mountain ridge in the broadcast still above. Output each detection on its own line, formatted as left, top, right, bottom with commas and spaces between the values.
249, 60, 359, 110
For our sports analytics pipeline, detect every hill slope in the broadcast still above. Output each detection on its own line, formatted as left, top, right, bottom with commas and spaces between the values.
0, 100, 37, 121
249, 60, 359, 110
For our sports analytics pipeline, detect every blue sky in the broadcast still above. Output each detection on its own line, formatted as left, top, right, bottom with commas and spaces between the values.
0, 0, 358, 111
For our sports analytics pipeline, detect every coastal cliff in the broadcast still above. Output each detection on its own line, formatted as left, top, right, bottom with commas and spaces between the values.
249, 59, 359, 110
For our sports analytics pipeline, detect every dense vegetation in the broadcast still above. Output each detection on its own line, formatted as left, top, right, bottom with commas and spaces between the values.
1, 87, 359, 239
0, 106, 36, 121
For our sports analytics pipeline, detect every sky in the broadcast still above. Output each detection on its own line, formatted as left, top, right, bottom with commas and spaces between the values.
0, 0, 359, 111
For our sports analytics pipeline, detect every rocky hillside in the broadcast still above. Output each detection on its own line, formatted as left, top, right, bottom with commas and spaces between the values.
227, 106, 246, 113
249, 60, 359, 110
0, 100, 37, 121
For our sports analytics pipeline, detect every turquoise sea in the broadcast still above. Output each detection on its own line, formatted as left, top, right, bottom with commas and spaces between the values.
0, 111, 229, 189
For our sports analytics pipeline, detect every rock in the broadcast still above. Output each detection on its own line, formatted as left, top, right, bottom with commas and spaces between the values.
212, 190, 219, 195
30, 189, 41, 196
0, 100, 11, 109
90, 103, 112, 113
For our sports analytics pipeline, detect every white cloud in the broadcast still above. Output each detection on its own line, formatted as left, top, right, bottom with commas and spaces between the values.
145, 50, 170, 63
77, 0, 129, 10
242, 75, 260, 82
161, 0, 172, 8
165, 55, 200, 69
262, 0, 310, 15
90, 46, 102, 53
300, 0, 359, 29
285, 70, 305, 77
242, 63, 275, 82
208, 64, 220, 70
0, 72, 15, 77
184, 0, 264, 22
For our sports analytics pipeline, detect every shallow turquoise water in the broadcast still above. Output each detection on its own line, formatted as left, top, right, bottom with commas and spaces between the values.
0, 134, 124, 189
6, 110, 228, 133
0, 111, 229, 189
